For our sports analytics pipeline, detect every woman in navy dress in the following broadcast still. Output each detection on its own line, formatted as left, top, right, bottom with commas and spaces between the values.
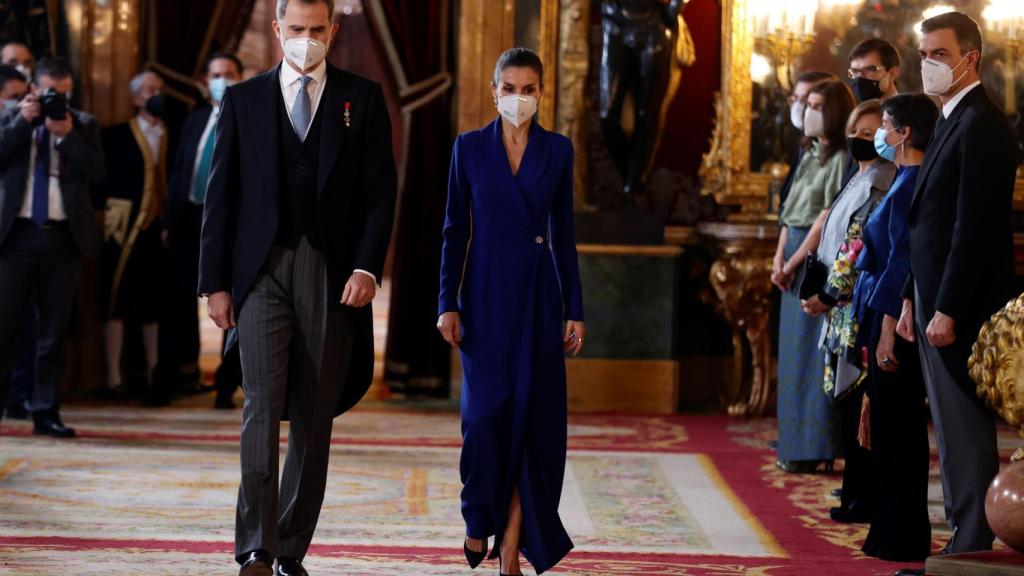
437, 47, 585, 576
854, 94, 937, 562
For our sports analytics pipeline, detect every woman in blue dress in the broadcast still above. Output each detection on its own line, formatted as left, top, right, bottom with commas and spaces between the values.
855, 93, 937, 562
437, 47, 585, 576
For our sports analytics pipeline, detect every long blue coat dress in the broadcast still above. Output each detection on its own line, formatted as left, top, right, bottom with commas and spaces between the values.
438, 118, 583, 574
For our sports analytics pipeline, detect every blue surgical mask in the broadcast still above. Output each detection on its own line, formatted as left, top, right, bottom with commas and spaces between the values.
874, 127, 898, 162
2, 98, 17, 111
208, 77, 236, 104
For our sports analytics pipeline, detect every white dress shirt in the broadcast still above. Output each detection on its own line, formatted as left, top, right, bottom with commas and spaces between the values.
190, 106, 220, 205
278, 59, 377, 285
136, 114, 165, 163
942, 80, 982, 119
18, 125, 66, 221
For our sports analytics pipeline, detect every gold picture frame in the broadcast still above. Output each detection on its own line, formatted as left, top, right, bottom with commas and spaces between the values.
699, 0, 774, 223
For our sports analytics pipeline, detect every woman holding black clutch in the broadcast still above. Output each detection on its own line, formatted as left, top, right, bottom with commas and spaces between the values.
801, 99, 896, 521
771, 79, 854, 473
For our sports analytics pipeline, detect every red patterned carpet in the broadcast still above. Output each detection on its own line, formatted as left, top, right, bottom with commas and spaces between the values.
0, 404, 1019, 575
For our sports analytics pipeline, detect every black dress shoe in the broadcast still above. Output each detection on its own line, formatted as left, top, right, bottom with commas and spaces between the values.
214, 396, 237, 410
894, 569, 925, 576
33, 419, 76, 438
275, 557, 307, 576
829, 506, 870, 523
141, 390, 171, 407
464, 537, 487, 569
239, 550, 274, 576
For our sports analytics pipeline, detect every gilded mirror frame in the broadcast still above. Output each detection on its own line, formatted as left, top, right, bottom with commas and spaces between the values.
700, 0, 773, 222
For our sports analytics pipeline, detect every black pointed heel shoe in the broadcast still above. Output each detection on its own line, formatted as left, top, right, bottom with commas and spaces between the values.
464, 538, 487, 569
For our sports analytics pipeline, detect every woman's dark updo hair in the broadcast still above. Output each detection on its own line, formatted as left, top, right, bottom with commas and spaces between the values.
493, 47, 544, 88
882, 94, 939, 151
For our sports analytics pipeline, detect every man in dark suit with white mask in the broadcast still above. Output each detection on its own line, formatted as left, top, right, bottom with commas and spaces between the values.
198, 0, 396, 574
896, 11, 1017, 568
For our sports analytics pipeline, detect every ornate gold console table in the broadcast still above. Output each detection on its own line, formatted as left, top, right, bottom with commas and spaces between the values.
697, 221, 778, 417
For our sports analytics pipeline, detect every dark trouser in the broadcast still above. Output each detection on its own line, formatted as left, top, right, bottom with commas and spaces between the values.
235, 239, 351, 562
153, 202, 203, 396
915, 286, 998, 553
215, 335, 242, 404
0, 219, 80, 420
838, 385, 872, 515
5, 305, 36, 413
862, 333, 931, 561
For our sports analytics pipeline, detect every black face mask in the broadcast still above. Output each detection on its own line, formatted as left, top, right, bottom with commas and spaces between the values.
144, 94, 166, 119
849, 136, 879, 162
851, 77, 884, 103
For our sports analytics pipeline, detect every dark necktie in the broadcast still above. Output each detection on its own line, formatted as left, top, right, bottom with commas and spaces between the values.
31, 127, 50, 227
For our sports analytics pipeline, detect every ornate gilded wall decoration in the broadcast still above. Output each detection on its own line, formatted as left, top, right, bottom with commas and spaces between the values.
970, 293, 1024, 462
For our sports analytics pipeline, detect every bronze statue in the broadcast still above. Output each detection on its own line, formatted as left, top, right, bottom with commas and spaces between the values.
599, 0, 691, 206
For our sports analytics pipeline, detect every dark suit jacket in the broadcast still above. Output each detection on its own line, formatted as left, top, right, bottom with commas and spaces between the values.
198, 63, 397, 417
0, 108, 106, 256
904, 85, 1017, 394
165, 105, 213, 233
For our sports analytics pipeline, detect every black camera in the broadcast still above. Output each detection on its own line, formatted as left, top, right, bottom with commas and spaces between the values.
38, 88, 69, 121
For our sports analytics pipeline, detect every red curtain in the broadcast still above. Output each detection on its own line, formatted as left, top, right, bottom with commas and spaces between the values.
367, 0, 455, 396
653, 0, 721, 178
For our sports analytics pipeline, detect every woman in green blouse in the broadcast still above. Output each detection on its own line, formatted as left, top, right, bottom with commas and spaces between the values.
771, 79, 855, 473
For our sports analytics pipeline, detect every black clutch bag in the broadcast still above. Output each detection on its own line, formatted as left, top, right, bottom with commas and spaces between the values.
791, 252, 828, 300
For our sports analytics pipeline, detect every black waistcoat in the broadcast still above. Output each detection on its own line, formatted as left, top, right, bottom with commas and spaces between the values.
275, 89, 323, 250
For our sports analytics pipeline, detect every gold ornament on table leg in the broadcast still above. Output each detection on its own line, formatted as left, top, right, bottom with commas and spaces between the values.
703, 229, 777, 417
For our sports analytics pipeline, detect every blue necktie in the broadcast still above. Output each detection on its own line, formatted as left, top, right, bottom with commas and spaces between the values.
190, 122, 217, 204
291, 76, 312, 141
31, 127, 50, 227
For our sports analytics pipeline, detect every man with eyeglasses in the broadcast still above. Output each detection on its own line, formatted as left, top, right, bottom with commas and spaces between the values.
848, 38, 901, 103
838, 38, 902, 192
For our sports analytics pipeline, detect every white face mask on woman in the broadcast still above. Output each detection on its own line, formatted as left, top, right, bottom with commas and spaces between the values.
281, 36, 329, 71
497, 94, 538, 128
803, 107, 825, 138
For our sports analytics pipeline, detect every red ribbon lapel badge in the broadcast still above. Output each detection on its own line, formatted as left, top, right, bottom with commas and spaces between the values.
344, 101, 351, 127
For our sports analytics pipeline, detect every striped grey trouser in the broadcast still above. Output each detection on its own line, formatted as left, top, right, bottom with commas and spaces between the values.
234, 238, 351, 562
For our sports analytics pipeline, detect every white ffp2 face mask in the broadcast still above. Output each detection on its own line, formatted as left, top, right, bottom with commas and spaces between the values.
803, 107, 825, 138
281, 36, 329, 71
790, 100, 806, 130
497, 94, 538, 128
921, 55, 969, 96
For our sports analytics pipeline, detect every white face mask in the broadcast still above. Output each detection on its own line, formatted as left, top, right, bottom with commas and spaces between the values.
803, 107, 825, 138
497, 94, 538, 128
790, 100, 806, 130
281, 35, 329, 72
921, 55, 969, 96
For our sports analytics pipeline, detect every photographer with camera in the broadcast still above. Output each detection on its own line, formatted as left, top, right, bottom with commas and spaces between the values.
0, 57, 106, 436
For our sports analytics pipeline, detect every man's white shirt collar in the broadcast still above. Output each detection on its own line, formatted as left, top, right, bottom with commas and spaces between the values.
942, 80, 981, 119
280, 59, 327, 87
